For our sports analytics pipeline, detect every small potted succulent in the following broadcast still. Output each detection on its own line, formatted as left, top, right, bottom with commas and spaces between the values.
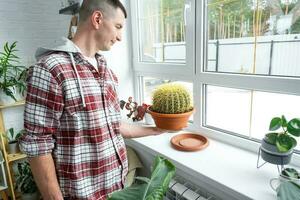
2, 128, 23, 154
147, 83, 194, 131
260, 115, 300, 165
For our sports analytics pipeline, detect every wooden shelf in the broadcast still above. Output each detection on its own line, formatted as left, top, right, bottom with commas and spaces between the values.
0, 101, 25, 109
59, 3, 80, 15
7, 153, 26, 163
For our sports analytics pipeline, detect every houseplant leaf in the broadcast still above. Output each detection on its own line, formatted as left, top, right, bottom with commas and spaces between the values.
282, 168, 300, 179
281, 115, 287, 127
277, 181, 300, 200
276, 135, 294, 153
287, 118, 300, 137
108, 156, 176, 200
269, 117, 282, 131
265, 132, 278, 145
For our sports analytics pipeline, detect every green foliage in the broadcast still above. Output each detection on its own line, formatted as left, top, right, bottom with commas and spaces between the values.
2, 128, 23, 143
108, 156, 176, 200
151, 83, 192, 114
265, 115, 300, 153
0, 41, 27, 101
15, 162, 38, 194
282, 168, 300, 179
277, 181, 300, 200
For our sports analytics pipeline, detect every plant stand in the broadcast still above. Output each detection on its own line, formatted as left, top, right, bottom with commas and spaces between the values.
256, 147, 284, 174
0, 101, 27, 200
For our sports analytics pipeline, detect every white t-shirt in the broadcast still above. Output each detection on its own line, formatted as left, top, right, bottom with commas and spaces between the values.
71, 41, 98, 71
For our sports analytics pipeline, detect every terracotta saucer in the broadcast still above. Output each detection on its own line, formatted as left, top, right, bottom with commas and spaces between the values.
170, 133, 209, 152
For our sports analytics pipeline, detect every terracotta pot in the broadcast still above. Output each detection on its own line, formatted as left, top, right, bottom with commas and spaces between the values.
147, 108, 194, 131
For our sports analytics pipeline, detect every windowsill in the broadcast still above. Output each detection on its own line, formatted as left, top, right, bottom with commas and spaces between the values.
125, 130, 299, 200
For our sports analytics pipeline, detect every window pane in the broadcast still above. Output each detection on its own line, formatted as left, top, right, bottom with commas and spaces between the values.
206, 0, 300, 77
205, 85, 300, 151
138, 0, 186, 63
205, 86, 251, 135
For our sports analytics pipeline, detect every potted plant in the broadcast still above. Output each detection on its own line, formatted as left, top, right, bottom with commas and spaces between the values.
15, 161, 39, 200
260, 115, 300, 165
2, 128, 23, 154
0, 41, 27, 105
270, 168, 300, 199
147, 83, 194, 130
108, 155, 176, 200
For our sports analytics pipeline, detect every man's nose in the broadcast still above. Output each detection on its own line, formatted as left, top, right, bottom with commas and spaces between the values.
116, 32, 122, 41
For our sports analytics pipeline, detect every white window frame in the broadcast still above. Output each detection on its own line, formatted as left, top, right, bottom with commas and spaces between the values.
130, 0, 196, 76
130, 0, 300, 165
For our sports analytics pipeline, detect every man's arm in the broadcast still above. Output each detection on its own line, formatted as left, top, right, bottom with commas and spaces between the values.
120, 122, 166, 138
28, 155, 63, 200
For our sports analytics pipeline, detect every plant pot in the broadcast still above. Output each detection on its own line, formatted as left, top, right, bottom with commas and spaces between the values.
0, 88, 16, 105
8, 141, 19, 154
260, 138, 293, 165
21, 192, 39, 200
147, 108, 194, 131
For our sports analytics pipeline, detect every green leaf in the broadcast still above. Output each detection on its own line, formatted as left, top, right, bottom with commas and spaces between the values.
265, 133, 278, 145
282, 168, 300, 179
281, 115, 288, 127
276, 135, 294, 153
108, 156, 176, 200
269, 117, 282, 131
287, 118, 300, 137
277, 181, 300, 200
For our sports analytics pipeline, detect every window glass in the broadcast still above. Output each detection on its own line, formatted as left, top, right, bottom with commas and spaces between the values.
206, 0, 300, 77
138, 0, 186, 63
205, 85, 300, 151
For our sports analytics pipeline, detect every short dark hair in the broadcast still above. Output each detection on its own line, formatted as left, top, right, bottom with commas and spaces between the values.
79, 0, 127, 22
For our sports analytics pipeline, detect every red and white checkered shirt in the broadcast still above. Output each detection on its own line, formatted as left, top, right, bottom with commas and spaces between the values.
19, 51, 128, 200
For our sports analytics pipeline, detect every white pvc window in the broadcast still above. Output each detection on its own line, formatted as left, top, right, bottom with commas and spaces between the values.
132, 0, 300, 156
130, 0, 195, 75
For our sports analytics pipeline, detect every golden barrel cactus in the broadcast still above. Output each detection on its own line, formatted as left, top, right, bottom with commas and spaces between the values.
151, 83, 193, 114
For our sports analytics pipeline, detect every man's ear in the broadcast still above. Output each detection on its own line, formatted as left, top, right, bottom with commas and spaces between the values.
91, 10, 103, 29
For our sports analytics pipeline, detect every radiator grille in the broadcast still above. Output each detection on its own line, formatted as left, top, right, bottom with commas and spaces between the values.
165, 176, 219, 200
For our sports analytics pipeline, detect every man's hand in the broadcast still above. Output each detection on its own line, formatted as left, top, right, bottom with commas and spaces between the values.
147, 127, 167, 136
120, 122, 167, 138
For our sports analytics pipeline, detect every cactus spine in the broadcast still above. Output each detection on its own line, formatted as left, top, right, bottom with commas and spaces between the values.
151, 83, 192, 114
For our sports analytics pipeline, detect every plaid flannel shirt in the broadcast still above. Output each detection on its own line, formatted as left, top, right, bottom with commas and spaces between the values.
19, 51, 128, 200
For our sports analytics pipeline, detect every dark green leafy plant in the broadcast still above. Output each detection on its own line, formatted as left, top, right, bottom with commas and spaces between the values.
108, 156, 176, 200
265, 115, 300, 153
0, 41, 27, 101
15, 162, 38, 194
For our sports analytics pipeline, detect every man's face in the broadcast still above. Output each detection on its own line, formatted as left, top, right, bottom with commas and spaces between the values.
97, 8, 125, 51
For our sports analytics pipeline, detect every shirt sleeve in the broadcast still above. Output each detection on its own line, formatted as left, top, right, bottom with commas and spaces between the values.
19, 63, 64, 157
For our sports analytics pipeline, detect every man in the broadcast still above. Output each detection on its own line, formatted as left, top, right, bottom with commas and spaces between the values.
19, 0, 164, 199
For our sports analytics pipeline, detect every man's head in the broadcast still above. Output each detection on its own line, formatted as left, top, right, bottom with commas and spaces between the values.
79, 0, 127, 23
78, 0, 127, 51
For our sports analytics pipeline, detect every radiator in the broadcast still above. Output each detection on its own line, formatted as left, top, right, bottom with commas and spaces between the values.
165, 176, 218, 200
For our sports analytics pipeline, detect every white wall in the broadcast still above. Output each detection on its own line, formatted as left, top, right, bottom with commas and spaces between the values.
0, 0, 134, 132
